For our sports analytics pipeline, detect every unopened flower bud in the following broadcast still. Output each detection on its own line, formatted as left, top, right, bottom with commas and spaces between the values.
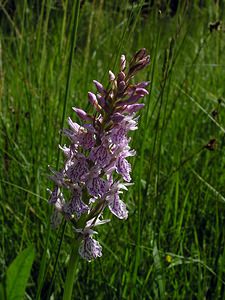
72, 107, 93, 121
123, 103, 145, 114
97, 94, 106, 108
116, 94, 141, 106
129, 55, 150, 75
135, 87, 149, 96
109, 70, 115, 81
117, 71, 126, 83
138, 55, 151, 67
133, 48, 147, 62
88, 92, 102, 112
136, 81, 150, 88
120, 54, 126, 71
118, 81, 126, 93
88, 92, 98, 105
93, 80, 105, 94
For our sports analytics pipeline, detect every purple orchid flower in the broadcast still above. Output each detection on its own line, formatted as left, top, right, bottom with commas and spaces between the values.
48, 48, 150, 261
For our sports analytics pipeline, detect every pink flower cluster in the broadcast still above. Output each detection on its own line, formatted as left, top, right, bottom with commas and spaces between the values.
48, 49, 150, 261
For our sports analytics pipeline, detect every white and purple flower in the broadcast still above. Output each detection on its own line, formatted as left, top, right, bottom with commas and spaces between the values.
48, 48, 150, 261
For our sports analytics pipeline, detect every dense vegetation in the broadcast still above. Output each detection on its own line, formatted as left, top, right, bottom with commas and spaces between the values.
1, 1, 225, 299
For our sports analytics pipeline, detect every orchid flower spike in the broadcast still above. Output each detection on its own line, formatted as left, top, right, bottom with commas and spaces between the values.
48, 48, 150, 261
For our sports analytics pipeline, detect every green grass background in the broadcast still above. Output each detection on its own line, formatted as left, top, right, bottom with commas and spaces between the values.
1, 0, 225, 299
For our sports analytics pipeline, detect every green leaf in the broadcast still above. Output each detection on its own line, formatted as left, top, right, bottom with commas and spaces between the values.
6, 245, 35, 300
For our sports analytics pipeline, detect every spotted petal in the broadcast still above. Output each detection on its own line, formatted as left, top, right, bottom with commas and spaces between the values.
65, 156, 89, 183
64, 197, 89, 219
79, 236, 102, 261
116, 156, 131, 182
87, 177, 108, 198
108, 193, 128, 219
89, 145, 112, 168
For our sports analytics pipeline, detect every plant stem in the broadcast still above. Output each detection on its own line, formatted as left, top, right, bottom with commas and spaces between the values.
63, 238, 80, 300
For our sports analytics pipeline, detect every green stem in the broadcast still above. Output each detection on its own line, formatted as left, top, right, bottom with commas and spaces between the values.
63, 238, 80, 300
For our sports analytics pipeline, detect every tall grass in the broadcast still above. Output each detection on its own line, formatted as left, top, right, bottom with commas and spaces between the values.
1, 1, 225, 299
